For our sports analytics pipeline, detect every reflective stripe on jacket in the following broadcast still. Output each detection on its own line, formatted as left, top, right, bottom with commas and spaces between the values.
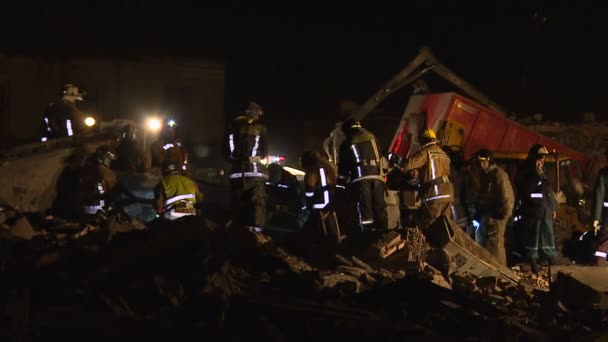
338, 127, 382, 183
404, 141, 453, 204
154, 174, 201, 219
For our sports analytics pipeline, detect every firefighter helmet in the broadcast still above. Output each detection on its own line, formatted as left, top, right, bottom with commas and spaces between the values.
61, 84, 85, 101
528, 144, 549, 160
474, 149, 493, 162
244, 101, 264, 118
95, 145, 116, 167
419, 127, 437, 142
162, 160, 179, 176
300, 150, 322, 170
341, 118, 362, 134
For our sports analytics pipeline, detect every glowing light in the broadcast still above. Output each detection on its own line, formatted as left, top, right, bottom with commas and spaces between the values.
84, 116, 96, 127
147, 118, 162, 131
167, 119, 177, 128
283, 166, 306, 177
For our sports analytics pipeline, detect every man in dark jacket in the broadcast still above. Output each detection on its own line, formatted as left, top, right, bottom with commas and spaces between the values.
338, 119, 387, 232
80, 145, 119, 218
515, 144, 558, 272
301, 150, 342, 243
591, 147, 608, 266
473, 149, 515, 265
41, 84, 87, 141
224, 101, 268, 232
114, 124, 146, 173
151, 118, 188, 169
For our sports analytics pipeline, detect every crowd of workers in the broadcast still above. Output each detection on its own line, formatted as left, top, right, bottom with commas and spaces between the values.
40, 83, 608, 273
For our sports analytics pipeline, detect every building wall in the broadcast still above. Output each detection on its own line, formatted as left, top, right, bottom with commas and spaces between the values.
0, 55, 225, 149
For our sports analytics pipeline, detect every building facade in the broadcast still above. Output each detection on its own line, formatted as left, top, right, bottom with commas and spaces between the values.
0, 54, 225, 151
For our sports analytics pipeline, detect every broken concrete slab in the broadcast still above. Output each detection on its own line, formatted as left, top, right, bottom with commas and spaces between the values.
425, 216, 520, 284
9, 216, 37, 240
552, 265, 608, 310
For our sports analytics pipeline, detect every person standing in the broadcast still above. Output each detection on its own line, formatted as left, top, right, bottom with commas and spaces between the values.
223, 101, 268, 232
515, 144, 558, 272
403, 127, 454, 231
337, 119, 387, 232
41, 84, 87, 141
301, 150, 343, 244
472, 149, 515, 265
591, 147, 608, 266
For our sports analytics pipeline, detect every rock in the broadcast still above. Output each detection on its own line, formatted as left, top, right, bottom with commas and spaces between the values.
9, 216, 37, 240
475, 276, 498, 291
451, 274, 478, 295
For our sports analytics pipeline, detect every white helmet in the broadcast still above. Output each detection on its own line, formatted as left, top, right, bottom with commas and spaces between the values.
61, 84, 85, 101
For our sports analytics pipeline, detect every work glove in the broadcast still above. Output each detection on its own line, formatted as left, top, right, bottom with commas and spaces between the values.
554, 191, 567, 205
593, 219, 601, 235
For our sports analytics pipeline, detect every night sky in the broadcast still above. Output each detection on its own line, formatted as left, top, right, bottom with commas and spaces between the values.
1, 2, 606, 128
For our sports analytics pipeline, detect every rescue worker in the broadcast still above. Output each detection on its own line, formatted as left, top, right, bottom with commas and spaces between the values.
40, 84, 87, 141
301, 150, 343, 244
403, 127, 454, 231
223, 101, 268, 232
337, 119, 388, 232
113, 124, 145, 173
153, 160, 203, 220
591, 147, 608, 266
514, 144, 558, 272
79, 145, 118, 218
473, 149, 515, 265
150, 118, 187, 169
443, 145, 477, 237
266, 163, 308, 231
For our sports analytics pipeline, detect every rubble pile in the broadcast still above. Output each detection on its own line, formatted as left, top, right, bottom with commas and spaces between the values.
1, 214, 608, 340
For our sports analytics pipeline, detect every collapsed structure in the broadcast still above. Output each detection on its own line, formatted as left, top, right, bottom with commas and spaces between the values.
1, 47, 608, 340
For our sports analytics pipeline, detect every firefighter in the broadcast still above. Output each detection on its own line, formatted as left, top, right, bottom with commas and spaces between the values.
150, 118, 187, 169
443, 145, 477, 237
153, 160, 202, 221
266, 163, 308, 231
300, 150, 343, 244
223, 101, 268, 232
113, 124, 145, 173
79, 145, 119, 218
591, 147, 608, 266
337, 119, 388, 232
40, 84, 88, 141
472, 149, 515, 265
403, 127, 454, 231
514, 144, 558, 272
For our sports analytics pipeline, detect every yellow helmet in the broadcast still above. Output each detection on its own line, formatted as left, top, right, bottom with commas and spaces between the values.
420, 127, 437, 141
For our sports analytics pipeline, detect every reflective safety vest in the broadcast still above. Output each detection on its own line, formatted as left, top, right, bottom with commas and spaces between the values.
160, 174, 198, 220
305, 167, 334, 210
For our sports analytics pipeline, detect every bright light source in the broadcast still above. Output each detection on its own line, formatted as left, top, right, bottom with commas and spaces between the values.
261, 155, 287, 165
84, 116, 96, 127
167, 119, 177, 128
283, 166, 306, 177
147, 118, 162, 131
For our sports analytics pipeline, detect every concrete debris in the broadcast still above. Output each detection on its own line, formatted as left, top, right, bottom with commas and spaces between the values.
0, 207, 606, 340
9, 216, 38, 240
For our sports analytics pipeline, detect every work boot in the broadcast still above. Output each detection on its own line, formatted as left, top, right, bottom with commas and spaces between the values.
530, 259, 539, 273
